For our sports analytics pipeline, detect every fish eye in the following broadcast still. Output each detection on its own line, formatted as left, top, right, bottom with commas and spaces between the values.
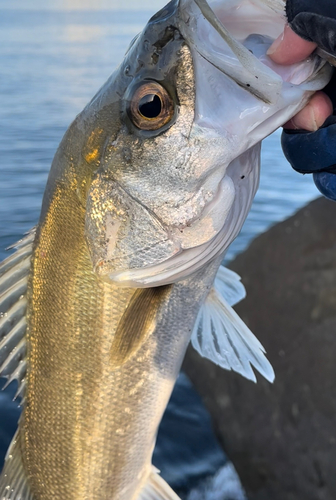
127, 81, 175, 131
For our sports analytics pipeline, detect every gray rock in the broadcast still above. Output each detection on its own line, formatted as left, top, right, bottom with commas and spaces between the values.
183, 197, 336, 500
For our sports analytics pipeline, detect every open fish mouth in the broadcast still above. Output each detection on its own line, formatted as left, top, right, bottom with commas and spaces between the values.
177, 0, 331, 148
95, 0, 332, 288
179, 0, 328, 102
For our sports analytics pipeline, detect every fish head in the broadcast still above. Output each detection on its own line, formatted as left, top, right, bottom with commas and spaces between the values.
83, 0, 332, 287
85, 0, 235, 286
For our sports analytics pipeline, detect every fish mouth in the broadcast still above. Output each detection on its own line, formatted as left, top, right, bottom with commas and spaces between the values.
178, 0, 330, 102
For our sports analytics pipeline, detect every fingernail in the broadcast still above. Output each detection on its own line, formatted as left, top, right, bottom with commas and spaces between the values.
266, 31, 284, 56
290, 106, 319, 132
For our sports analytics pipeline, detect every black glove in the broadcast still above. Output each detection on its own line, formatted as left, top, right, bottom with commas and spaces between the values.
286, 0, 336, 53
281, 0, 336, 201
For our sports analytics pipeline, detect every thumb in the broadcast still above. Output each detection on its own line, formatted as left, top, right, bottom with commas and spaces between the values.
267, 24, 317, 65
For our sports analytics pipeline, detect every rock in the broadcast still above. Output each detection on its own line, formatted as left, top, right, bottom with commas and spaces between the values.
183, 197, 336, 500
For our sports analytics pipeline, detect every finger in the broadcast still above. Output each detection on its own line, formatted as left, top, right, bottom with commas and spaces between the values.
283, 92, 333, 131
267, 24, 317, 65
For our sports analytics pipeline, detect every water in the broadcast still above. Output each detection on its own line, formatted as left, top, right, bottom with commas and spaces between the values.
0, 1, 321, 497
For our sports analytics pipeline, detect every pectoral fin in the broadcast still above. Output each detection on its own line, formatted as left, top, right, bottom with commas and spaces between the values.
138, 469, 181, 500
0, 229, 35, 401
213, 265, 246, 306
111, 285, 172, 368
191, 265, 275, 383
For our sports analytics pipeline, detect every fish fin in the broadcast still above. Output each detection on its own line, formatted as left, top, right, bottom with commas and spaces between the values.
138, 469, 181, 500
213, 265, 246, 306
0, 430, 33, 500
0, 229, 35, 400
191, 266, 275, 383
111, 285, 172, 368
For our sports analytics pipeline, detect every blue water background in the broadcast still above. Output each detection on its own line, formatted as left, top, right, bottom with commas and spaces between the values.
0, 0, 321, 495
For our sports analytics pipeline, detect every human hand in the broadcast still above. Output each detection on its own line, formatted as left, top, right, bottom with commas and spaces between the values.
268, 25, 333, 131
267, 0, 336, 200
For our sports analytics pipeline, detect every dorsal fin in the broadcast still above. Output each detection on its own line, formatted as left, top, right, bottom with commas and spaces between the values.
0, 229, 35, 401
191, 265, 275, 383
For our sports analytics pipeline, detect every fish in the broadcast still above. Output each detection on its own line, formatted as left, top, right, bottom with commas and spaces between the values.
0, 0, 332, 499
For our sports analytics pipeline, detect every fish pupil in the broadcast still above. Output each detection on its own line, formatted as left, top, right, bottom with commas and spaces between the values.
138, 94, 162, 119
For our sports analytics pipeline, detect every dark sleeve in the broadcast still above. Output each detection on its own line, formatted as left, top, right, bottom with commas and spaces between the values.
281, 117, 336, 174
286, 0, 336, 54
282, 115, 336, 199
282, 71, 336, 172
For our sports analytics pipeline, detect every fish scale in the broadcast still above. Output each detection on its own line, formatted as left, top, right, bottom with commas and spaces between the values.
22, 183, 218, 499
